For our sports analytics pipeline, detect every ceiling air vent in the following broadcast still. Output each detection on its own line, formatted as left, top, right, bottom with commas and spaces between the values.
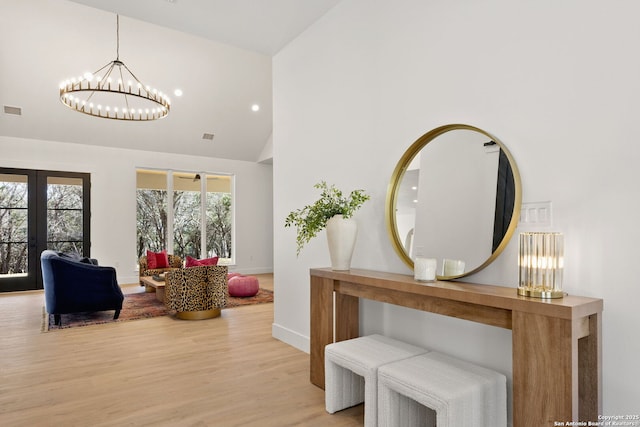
202, 133, 215, 140
3, 105, 22, 116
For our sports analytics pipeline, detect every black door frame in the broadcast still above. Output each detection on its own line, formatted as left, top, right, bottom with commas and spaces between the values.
0, 167, 91, 292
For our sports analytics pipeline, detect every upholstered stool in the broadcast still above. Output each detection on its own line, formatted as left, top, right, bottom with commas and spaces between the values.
228, 275, 259, 297
325, 334, 428, 427
378, 352, 507, 427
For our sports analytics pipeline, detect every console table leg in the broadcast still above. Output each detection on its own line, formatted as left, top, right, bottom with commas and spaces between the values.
310, 276, 334, 389
578, 313, 602, 421
335, 292, 359, 342
512, 311, 576, 427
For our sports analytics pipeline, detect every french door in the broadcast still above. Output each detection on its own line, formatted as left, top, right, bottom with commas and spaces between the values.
0, 168, 90, 292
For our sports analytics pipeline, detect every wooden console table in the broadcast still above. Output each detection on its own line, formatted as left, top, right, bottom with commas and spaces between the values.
310, 268, 602, 427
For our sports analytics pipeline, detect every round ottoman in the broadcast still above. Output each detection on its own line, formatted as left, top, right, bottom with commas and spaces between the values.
228, 275, 259, 297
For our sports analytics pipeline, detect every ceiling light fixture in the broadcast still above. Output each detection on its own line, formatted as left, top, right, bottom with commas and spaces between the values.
59, 15, 170, 121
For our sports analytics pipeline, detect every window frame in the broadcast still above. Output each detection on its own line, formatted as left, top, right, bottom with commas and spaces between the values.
135, 168, 235, 265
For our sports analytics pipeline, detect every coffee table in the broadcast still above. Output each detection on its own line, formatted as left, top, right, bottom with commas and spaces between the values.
140, 276, 166, 303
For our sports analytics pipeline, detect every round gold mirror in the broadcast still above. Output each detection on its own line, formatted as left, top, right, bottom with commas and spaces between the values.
385, 124, 522, 280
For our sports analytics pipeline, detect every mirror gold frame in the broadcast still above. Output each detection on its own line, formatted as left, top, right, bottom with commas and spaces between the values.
385, 124, 522, 280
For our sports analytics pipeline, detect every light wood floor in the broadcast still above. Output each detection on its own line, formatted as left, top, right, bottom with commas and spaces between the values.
0, 274, 363, 426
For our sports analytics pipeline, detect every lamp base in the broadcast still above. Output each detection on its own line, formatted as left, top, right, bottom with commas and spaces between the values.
517, 287, 566, 299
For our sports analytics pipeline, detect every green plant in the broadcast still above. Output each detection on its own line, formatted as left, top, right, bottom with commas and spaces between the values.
285, 181, 370, 255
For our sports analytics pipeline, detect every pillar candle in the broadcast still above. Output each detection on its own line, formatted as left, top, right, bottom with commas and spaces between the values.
415, 257, 437, 282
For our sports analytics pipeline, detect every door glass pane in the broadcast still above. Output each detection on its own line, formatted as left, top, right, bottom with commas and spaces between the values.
47, 177, 84, 253
0, 174, 28, 278
173, 172, 202, 259
136, 170, 168, 258
206, 175, 232, 264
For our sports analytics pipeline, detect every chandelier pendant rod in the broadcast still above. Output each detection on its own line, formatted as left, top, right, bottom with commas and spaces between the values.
116, 15, 120, 62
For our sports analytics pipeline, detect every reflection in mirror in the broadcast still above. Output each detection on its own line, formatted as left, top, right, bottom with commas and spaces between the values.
386, 124, 521, 280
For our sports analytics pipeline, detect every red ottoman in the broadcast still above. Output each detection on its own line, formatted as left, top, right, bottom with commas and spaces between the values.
228, 275, 259, 297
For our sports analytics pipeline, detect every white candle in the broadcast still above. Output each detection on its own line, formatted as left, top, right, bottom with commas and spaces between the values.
415, 257, 437, 282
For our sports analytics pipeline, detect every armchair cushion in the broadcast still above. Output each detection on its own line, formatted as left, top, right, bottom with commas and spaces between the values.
185, 255, 219, 267
146, 250, 169, 269
58, 251, 98, 265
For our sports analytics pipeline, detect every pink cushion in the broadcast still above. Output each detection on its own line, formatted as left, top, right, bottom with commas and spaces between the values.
227, 272, 242, 280
146, 250, 169, 269
228, 275, 259, 297
185, 255, 219, 267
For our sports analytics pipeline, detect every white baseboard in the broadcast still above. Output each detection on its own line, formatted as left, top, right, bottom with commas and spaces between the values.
119, 274, 141, 285
272, 322, 310, 354
228, 267, 274, 275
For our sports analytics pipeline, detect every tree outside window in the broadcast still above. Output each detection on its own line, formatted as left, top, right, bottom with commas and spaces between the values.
47, 178, 84, 253
0, 178, 28, 275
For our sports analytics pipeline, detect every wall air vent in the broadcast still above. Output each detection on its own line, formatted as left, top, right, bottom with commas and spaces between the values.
202, 133, 215, 140
3, 105, 22, 116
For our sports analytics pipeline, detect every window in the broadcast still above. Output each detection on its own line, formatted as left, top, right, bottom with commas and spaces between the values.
47, 176, 86, 253
136, 169, 234, 264
0, 174, 28, 278
136, 170, 168, 254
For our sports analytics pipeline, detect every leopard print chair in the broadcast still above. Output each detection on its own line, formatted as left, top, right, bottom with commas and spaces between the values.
165, 265, 228, 320
138, 254, 183, 286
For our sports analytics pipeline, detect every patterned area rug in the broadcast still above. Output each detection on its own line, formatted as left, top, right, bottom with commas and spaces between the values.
226, 288, 274, 308
42, 288, 274, 332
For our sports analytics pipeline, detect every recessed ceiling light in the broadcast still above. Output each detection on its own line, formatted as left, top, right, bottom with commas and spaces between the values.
174, 89, 183, 97
251, 104, 260, 112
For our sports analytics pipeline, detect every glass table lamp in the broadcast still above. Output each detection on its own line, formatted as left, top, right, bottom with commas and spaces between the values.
518, 232, 564, 298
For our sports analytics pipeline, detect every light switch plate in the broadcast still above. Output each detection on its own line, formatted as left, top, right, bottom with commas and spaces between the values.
519, 201, 552, 228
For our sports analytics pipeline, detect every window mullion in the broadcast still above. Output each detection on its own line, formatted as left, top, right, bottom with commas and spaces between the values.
167, 170, 174, 254
200, 172, 207, 257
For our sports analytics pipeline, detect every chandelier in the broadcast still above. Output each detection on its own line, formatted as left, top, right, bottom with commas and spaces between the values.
59, 15, 170, 121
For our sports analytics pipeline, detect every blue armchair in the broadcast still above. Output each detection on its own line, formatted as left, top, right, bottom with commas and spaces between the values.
41, 250, 124, 325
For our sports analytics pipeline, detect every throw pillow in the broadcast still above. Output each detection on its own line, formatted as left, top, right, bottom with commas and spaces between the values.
59, 251, 96, 264
147, 250, 169, 269
185, 255, 219, 267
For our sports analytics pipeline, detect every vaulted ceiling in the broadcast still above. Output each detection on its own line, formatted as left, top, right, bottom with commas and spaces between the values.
0, 0, 341, 162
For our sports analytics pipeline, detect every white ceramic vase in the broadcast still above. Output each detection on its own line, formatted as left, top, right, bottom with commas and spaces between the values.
326, 214, 358, 271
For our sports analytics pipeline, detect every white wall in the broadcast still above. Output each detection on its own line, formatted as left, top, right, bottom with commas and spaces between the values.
0, 135, 273, 283
273, 0, 640, 421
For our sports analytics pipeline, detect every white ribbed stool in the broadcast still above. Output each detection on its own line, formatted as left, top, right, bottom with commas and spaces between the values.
325, 334, 428, 427
378, 352, 507, 427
